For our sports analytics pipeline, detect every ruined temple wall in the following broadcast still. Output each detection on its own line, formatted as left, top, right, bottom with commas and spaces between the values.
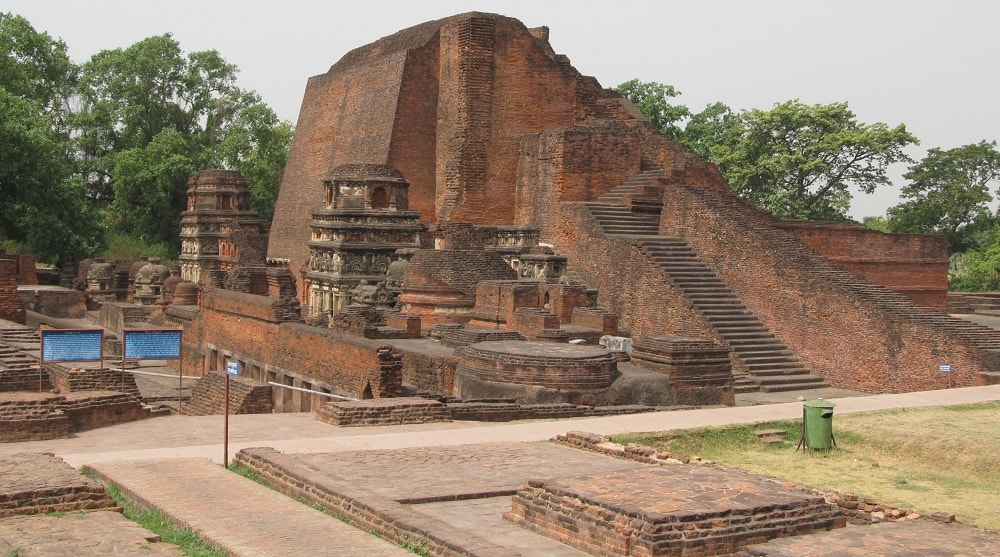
271, 12, 623, 283
388, 35, 440, 227
267, 51, 408, 276
200, 295, 401, 398
659, 183, 983, 392
776, 221, 949, 309
436, 14, 598, 225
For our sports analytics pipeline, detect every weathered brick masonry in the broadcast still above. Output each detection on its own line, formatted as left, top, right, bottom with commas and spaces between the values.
201, 288, 402, 398
777, 221, 948, 309
659, 184, 992, 392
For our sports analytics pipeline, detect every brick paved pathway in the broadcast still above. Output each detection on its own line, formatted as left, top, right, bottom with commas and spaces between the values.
86, 458, 409, 557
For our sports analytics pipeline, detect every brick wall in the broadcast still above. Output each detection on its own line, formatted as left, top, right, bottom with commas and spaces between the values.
397, 349, 458, 395
97, 302, 153, 335
200, 290, 403, 398
660, 183, 988, 392
777, 221, 949, 309
161, 305, 205, 376
0, 259, 25, 324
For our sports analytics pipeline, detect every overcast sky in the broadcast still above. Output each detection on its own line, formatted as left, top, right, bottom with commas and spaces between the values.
7, 0, 999, 219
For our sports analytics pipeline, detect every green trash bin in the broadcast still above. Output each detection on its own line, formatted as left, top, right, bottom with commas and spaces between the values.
802, 400, 836, 450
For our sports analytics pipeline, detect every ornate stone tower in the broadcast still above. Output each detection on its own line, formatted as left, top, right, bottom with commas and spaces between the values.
304, 164, 423, 317
179, 170, 269, 284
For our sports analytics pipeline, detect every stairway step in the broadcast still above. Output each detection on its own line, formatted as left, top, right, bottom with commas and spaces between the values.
759, 380, 830, 393
746, 365, 812, 376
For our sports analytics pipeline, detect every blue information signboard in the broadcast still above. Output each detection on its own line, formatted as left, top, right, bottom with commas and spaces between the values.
41, 329, 104, 362
123, 329, 182, 360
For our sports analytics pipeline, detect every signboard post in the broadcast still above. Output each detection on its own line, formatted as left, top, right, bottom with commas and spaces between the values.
224, 360, 241, 467
40, 329, 105, 392
939, 363, 953, 388
123, 329, 183, 411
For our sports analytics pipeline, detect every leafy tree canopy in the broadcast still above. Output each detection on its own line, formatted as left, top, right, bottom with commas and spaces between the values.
615, 81, 917, 222
73, 33, 292, 251
615, 79, 690, 141
887, 141, 1000, 252
712, 100, 917, 222
1, 16, 292, 264
0, 13, 98, 264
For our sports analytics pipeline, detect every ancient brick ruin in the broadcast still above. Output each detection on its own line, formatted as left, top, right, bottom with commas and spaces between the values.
3, 12, 998, 428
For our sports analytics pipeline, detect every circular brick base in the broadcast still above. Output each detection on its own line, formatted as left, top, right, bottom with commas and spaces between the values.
455, 341, 617, 390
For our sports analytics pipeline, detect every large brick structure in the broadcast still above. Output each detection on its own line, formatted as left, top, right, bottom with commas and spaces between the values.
258, 13, 1000, 391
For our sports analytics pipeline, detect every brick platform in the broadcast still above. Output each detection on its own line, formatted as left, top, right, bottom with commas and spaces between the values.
505, 465, 844, 557
0, 453, 117, 517
455, 340, 617, 396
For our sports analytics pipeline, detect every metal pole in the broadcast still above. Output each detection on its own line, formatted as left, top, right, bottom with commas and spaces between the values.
178, 358, 183, 414
224, 372, 230, 467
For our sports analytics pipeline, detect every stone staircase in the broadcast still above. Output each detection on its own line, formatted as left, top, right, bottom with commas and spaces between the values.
596, 169, 665, 205
687, 186, 1000, 355
581, 177, 829, 393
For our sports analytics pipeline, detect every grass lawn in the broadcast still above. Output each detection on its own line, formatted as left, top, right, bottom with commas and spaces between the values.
614, 401, 1000, 531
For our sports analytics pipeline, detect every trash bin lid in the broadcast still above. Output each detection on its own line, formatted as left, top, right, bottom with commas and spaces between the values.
803, 400, 835, 409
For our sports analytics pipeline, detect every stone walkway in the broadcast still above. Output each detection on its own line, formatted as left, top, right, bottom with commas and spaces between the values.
86, 458, 408, 557
0, 384, 998, 555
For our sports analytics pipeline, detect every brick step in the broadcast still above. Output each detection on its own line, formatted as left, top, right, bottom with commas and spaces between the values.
740, 354, 798, 365
759, 379, 830, 393
721, 329, 778, 339
747, 364, 813, 375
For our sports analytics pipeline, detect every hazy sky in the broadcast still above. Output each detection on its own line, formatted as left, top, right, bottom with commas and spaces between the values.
7, 0, 999, 218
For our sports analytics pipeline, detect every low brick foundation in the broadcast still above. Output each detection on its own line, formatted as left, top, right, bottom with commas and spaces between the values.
504, 462, 843, 556
0, 393, 71, 442
447, 401, 656, 422
61, 391, 146, 432
555, 431, 922, 527
316, 397, 451, 426
44, 363, 140, 398
234, 447, 510, 557
631, 337, 735, 406
0, 391, 148, 442
0, 453, 117, 517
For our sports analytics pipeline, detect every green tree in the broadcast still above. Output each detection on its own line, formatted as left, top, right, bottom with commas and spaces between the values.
74, 34, 292, 248
861, 215, 892, 233
0, 13, 99, 264
680, 101, 739, 159
887, 141, 1000, 253
712, 100, 917, 221
216, 103, 293, 220
615, 79, 691, 140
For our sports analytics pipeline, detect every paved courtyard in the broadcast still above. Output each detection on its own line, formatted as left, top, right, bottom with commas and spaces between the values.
0, 385, 998, 555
